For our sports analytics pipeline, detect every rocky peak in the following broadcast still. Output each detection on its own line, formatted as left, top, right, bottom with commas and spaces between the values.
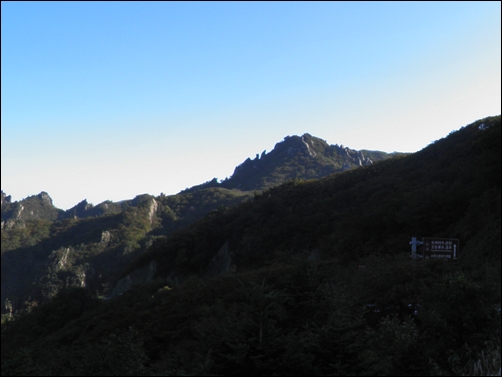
1, 190, 12, 208
271, 133, 329, 159
218, 133, 400, 192
1, 191, 62, 224
67, 199, 94, 218
78, 199, 92, 210
37, 191, 53, 206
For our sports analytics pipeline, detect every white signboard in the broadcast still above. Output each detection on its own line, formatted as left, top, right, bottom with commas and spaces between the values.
422, 238, 459, 262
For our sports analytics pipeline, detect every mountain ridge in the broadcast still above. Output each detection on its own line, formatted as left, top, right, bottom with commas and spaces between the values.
1, 132, 403, 311
182, 133, 405, 193
123, 115, 501, 282
1, 115, 500, 376
1, 116, 501, 375
1, 133, 404, 226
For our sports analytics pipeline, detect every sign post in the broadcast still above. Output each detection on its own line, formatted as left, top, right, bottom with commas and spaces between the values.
422, 238, 460, 262
410, 237, 423, 260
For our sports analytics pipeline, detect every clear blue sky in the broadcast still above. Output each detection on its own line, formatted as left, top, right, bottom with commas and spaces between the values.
2, 1, 501, 210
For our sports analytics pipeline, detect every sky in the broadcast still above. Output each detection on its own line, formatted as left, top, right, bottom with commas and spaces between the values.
2, 1, 501, 210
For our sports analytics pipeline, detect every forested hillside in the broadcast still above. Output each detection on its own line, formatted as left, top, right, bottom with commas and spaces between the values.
1, 134, 398, 312
1, 115, 500, 376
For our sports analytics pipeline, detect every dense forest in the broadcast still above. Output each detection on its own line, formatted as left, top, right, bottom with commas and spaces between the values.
1, 134, 398, 311
1, 116, 500, 376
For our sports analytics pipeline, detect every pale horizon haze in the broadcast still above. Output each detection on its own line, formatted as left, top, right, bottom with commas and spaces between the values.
2, 2, 501, 210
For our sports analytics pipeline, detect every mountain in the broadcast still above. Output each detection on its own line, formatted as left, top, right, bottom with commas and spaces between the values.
1, 117, 500, 376
220, 133, 401, 191
1, 191, 62, 228
123, 116, 501, 280
182, 133, 404, 193
1, 133, 400, 226
1, 134, 400, 311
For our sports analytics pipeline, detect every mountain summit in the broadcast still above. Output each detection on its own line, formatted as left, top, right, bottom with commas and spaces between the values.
186, 133, 402, 192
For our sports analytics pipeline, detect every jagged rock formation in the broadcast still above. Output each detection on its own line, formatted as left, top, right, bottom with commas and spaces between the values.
1, 191, 62, 229
216, 133, 401, 191
1, 132, 404, 310
205, 241, 235, 278
63, 199, 124, 219
1, 191, 12, 207
37, 191, 53, 206
65, 199, 94, 218
1, 192, 133, 227
109, 260, 157, 298
100, 230, 112, 245
148, 199, 158, 224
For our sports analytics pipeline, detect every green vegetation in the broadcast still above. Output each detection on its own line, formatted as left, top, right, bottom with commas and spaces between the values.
216, 133, 404, 191
1, 116, 500, 375
1, 188, 253, 312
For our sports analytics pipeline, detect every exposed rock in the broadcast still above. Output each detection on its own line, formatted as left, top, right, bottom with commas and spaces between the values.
206, 241, 235, 278
1, 191, 12, 208
342, 161, 352, 171
301, 135, 316, 157
49, 247, 71, 271
4, 219, 18, 230
65, 199, 94, 219
100, 230, 111, 244
37, 192, 53, 206
76, 270, 86, 287
1, 191, 61, 223
14, 204, 24, 220
109, 261, 157, 299
148, 199, 158, 224
214, 132, 401, 192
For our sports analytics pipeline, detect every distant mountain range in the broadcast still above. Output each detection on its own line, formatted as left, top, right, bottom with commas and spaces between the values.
1, 133, 403, 226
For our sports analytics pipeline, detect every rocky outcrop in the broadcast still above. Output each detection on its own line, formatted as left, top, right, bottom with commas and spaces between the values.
148, 199, 158, 224
1, 191, 12, 208
341, 161, 352, 171
100, 230, 111, 245
216, 133, 401, 192
49, 247, 71, 271
1, 191, 61, 224
301, 135, 316, 157
37, 191, 53, 206
15, 204, 24, 220
206, 241, 235, 278
65, 199, 93, 218
109, 261, 157, 299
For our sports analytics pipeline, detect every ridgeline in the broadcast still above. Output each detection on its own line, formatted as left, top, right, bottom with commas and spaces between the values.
1, 115, 500, 376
